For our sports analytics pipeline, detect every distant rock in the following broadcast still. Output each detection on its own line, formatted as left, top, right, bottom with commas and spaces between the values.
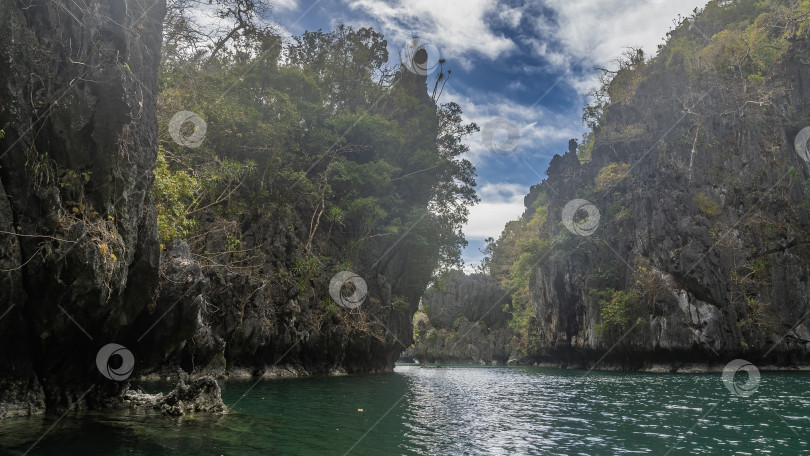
408, 272, 514, 364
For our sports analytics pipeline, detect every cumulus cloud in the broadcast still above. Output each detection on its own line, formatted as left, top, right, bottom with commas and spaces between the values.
345, 0, 517, 67
497, 6, 524, 28
274, 0, 299, 12
443, 89, 580, 165
541, 0, 708, 66
532, 0, 710, 92
343, 0, 710, 92
464, 182, 528, 241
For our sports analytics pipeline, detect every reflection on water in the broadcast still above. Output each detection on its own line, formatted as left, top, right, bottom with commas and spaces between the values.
1, 365, 808, 455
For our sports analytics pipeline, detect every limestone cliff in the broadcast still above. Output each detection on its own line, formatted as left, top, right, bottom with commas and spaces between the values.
0, 0, 184, 416
497, 1, 810, 370
409, 272, 513, 364
0, 1, 445, 419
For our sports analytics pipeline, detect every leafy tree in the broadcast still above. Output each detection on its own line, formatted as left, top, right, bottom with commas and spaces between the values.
485, 199, 549, 348
153, 147, 198, 247
155, 18, 479, 328
164, 0, 276, 64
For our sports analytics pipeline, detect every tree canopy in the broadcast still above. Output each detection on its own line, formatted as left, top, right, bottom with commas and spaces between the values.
155, 5, 479, 300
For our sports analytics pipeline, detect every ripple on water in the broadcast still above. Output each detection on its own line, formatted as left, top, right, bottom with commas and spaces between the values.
1, 366, 809, 455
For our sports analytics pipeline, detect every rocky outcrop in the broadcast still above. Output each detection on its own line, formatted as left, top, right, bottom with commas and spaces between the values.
135, 241, 220, 375
0, 0, 177, 415
0, 0, 458, 419
141, 211, 424, 379
516, 5, 810, 369
122, 376, 226, 416
409, 273, 514, 364
422, 273, 512, 328
159, 67, 439, 379
0, 378, 46, 420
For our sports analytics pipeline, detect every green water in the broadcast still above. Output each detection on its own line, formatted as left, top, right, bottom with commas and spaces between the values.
1, 365, 809, 455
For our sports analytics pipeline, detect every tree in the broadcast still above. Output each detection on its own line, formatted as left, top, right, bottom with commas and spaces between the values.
163, 0, 276, 65
156, 20, 479, 288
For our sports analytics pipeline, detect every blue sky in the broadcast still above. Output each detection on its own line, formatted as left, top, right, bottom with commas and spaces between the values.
265, 0, 711, 269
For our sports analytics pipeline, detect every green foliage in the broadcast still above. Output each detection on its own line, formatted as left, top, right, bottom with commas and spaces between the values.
578, 132, 595, 163
588, 267, 618, 286
615, 124, 646, 142
599, 290, 640, 328
445, 328, 461, 345
156, 20, 479, 294
25, 150, 56, 188
595, 162, 631, 191
484, 203, 550, 343
693, 191, 722, 217
607, 49, 648, 104
588, 260, 666, 338
292, 256, 320, 277
582, 48, 648, 130
737, 296, 770, 347
294, 257, 322, 292
632, 260, 667, 317
325, 300, 340, 319
153, 147, 198, 248
696, 7, 796, 85
60, 169, 92, 193
412, 310, 430, 344
392, 295, 410, 313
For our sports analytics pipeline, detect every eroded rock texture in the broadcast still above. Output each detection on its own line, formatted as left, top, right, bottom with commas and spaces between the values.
122, 376, 226, 416
0, 0, 169, 416
0, 1, 433, 419
521, 21, 810, 370
409, 273, 513, 364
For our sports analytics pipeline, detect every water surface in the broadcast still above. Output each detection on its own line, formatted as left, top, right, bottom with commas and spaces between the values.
1, 365, 808, 455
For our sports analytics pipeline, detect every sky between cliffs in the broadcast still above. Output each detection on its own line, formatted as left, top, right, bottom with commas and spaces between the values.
268, 0, 711, 270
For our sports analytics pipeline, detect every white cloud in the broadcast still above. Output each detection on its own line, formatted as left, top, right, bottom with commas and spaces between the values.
341, 0, 709, 94
344, 0, 517, 67
506, 80, 524, 91
533, 0, 710, 90
463, 182, 528, 240
442, 89, 581, 165
498, 6, 524, 28
274, 0, 299, 12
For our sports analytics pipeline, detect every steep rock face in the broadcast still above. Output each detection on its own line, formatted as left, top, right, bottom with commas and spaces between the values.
522, 11, 810, 369
0, 0, 454, 417
0, 0, 174, 414
410, 273, 513, 364
173, 203, 424, 377
136, 241, 216, 375
424, 273, 511, 328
